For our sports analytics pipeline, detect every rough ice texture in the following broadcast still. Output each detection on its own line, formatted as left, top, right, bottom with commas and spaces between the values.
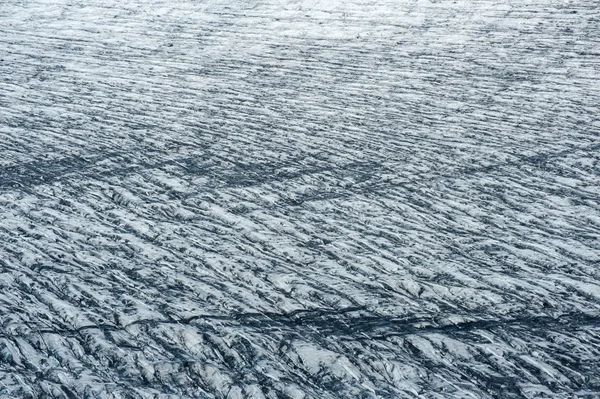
1, 0, 599, 398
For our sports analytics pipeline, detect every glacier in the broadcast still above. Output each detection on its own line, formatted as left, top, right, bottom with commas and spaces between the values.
0, 0, 599, 398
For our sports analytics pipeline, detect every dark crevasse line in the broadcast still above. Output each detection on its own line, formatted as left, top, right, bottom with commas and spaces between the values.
2, 307, 598, 342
